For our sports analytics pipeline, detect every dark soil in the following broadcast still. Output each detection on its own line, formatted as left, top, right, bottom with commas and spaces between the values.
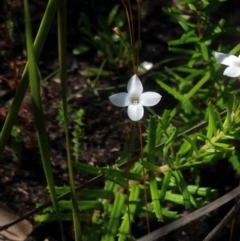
1, 0, 240, 240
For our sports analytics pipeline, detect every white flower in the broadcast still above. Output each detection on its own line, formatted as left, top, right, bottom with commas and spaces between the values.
215, 52, 240, 77
109, 74, 162, 121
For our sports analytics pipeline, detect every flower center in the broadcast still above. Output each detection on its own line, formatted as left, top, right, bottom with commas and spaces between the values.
132, 97, 139, 105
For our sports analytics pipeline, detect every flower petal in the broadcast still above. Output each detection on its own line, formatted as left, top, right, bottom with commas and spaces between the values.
109, 93, 130, 107
215, 52, 239, 66
127, 104, 144, 121
127, 74, 143, 96
140, 92, 162, 107
223, 65, 240, 77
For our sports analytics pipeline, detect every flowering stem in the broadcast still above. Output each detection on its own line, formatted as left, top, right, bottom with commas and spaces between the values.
121, 0, 138, 74
136, 0, 141, 71
121, 0, 133, 48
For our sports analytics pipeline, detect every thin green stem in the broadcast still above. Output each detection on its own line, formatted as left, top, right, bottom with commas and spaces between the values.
121, 0, 136, 73
57, 1, 82, 240
136, 0, 141, 71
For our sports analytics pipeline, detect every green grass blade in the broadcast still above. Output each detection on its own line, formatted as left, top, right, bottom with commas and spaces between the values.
23, 0, 64, 240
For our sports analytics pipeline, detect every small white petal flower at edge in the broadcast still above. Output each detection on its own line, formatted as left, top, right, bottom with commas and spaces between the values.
215, 52, 240, 77
109, 74, 162, 121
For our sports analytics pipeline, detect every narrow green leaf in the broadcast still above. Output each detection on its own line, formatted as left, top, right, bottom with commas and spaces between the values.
168, 47, 196, 55
72, 162, 100, 175
102, 192, 125, 241
141, 160, 169, 173
35, 213, 89, 222
175, 67, 203, 74
229, 154, 240, 173
108, 5, 119, 25
170, 71, 211, 119
149, 176, 162, 221
164, 66, 186, 83
172, 171, 192, 208
200, 42, 209, 61
207, 103, 218, 139
77, 189, 114, 200
101, 167, 142, 181
229, 43, 240, 55
182, 133, 198, 153
118, 184, 140, 241
42, 200, 103, 212
160, 171, 172, 200
187, 185, 217, 196
165, 126, 178, 147
107, 175, 128, 189
164, 191, 186, 205
156, 80, 184, 101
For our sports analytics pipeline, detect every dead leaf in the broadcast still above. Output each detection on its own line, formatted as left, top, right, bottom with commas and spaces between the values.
0, 202, 32, 241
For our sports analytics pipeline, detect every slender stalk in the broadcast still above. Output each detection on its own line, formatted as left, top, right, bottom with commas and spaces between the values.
57, 1, 82, 240
0, 0, 58, 155
136, 0, 141, 70
127, 0, 134, 48
121, 0, 136, 72
195, 2, 203, 38
138, 122, 150, 233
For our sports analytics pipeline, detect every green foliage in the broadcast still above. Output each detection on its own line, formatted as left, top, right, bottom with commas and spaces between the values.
155, 0, 239, 125
74, 6, 129, 69
37, 103, 240, 239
